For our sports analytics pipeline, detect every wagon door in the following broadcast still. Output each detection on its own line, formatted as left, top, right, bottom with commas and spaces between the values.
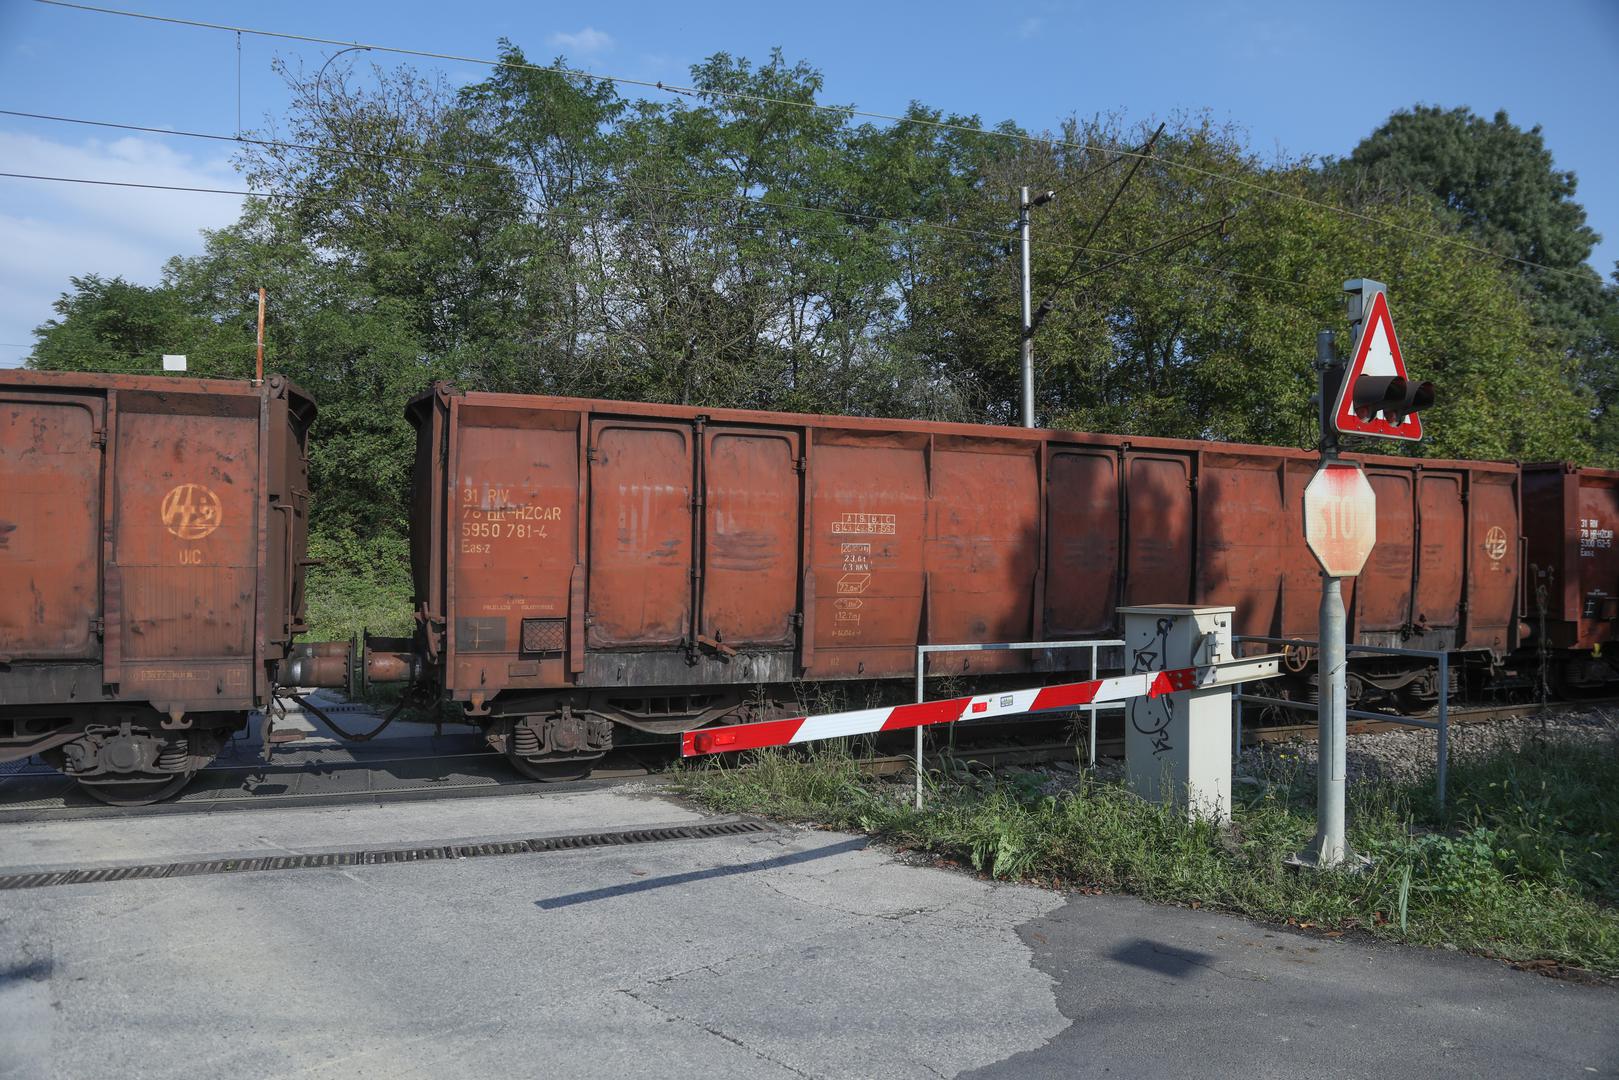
587, 419, 693, 649
699, 426, 802, 650
109, 389, 260, 704
448, 403, 581, 689
1196, 452, 1290, 640
1357, 470, 1416, 644
1465, 471, 1519, 654
1413, 472, 1466, 645
1044, 449, 1120, 637
0, 390, 104, 660
1122, 452, 1193, 607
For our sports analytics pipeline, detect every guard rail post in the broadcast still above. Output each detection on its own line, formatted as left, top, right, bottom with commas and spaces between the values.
1232, 634, 1454, 810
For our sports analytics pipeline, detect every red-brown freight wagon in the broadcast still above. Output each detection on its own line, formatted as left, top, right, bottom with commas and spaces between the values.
0, 370, 317, 803
390, 385, 1522, 778
1522, 463, 1619, 687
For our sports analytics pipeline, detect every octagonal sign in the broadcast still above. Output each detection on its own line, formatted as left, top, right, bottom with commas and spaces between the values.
1304, 464, 1377, 577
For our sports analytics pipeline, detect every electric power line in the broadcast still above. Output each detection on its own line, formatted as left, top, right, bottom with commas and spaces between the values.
0, 108, 1032, 249
30, 0, 1616, 292
0, 107, 1464, 317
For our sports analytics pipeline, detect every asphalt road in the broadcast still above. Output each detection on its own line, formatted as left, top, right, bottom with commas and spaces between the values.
0, 788, 1612, 1079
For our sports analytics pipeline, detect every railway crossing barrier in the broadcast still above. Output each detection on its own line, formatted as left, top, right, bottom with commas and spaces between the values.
1232, 635, 1451, 808
683, 606, 1283, 820
910, 638, 1125, 810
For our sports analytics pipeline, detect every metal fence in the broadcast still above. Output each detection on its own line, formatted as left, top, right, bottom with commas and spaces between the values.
911, 639, 1125, 809
1232, 634, 1451, 807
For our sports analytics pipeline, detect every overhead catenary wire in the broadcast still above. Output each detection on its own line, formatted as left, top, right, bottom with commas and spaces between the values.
0, 108, 1031, 248
1032, 122, 1167, 334
30, 0, 1616, 292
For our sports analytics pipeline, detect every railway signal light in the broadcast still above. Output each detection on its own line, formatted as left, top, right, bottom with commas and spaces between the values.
1329, 283, 1431, 442
1350, 373, 1435, 426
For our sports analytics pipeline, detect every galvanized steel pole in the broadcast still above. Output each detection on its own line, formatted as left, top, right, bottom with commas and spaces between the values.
914, 654, 926, 810
1313, 575, 1349, 865
1293, 327, 1359, 870
1019, 186, 1035, 428
1316, 326, 1346, 865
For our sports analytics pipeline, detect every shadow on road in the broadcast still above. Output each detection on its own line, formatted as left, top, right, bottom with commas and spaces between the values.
534, 836, 868, 910
1106, 938, 1219, 978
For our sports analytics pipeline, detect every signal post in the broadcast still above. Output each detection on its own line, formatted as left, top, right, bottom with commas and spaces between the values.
1293, 280, 1433, 870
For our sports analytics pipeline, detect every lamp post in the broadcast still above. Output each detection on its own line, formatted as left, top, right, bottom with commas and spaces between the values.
1019, 186, 1056, 428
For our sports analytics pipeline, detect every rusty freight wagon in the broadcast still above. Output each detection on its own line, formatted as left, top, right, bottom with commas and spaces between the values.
0, 371, 317, 803
387, 385, 1522, 779
1521, 462, 1619, 688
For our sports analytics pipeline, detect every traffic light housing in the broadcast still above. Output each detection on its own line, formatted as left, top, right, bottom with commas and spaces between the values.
1350, 374, 1435, 426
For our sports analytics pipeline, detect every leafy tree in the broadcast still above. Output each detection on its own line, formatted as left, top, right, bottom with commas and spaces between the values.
30, 273, 244, 376
1343, 105, 1619, 452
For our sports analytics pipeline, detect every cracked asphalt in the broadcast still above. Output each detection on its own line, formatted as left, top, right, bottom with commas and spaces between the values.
0, 788, 1612, 1079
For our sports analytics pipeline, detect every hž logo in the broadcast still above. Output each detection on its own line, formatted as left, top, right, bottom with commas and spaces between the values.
162, 484, 222, 540
1484, 525, 1508, 562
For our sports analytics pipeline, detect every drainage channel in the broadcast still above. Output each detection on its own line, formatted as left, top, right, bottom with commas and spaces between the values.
0, 819, 773, 891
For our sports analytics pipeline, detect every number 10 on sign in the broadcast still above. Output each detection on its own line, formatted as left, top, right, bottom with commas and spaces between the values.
1303, 464, 1377, 577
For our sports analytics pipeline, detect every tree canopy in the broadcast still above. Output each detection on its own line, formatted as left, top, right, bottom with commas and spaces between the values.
1341, 105, 1619, 450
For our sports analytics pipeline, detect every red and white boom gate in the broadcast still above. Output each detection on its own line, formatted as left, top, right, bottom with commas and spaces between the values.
680, 654, 1282, 759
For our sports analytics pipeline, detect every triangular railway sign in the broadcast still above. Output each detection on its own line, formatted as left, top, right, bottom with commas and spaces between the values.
1332, 290, 1423, 441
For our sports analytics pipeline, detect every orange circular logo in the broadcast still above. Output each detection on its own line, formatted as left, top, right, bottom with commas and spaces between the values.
161, 484, 222, 540
1484, 525, 1508, 562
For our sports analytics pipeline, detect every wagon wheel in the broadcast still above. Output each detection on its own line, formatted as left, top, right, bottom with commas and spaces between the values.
504, 751, 601, 784
76, 771, 196, 806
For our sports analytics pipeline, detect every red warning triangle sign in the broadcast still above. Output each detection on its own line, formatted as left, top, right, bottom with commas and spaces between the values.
1332, 291, 1423, 441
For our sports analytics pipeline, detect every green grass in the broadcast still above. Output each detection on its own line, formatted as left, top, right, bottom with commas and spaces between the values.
674, 735, 1619, 976
301, 532, 415, 644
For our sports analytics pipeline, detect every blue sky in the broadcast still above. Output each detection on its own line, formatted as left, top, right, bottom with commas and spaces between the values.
1, 0, 1616, 368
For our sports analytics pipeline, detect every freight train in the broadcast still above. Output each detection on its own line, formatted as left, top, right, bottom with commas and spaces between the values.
3, 371, 1616, 802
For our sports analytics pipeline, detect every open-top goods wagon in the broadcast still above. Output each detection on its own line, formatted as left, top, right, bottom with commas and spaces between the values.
0, 371, 316, 802
391, 384, 1522, 779
1521, 462, 1619, 690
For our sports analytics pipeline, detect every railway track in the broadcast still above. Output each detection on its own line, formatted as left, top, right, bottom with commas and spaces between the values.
1, 695, 1595, 824
1239, 697, 1608, 744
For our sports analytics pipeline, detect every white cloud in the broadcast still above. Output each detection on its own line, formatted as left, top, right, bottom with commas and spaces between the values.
547, 27, 614, 56
1017, 16, 1045, 38
0, 130, 242, 367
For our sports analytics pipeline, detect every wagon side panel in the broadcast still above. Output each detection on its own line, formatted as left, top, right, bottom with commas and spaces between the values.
1573, 469, 1619, 647
109, 389, 263, 712
805, 431, 927, 678
1196, 451, 1290, 641
1043, 448, 1121, 638
924, 439, 1039, 673
1465, 469, 1520, 655
0, 389, 104, 663
447, 403, 582, 693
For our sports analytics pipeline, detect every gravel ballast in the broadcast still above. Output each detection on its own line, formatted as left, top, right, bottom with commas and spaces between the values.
1239, 703, 1619, 789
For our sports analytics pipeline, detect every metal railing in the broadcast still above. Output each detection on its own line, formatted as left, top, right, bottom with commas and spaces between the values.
912, 639, 1125, 809
1232, 634, 1450, 807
